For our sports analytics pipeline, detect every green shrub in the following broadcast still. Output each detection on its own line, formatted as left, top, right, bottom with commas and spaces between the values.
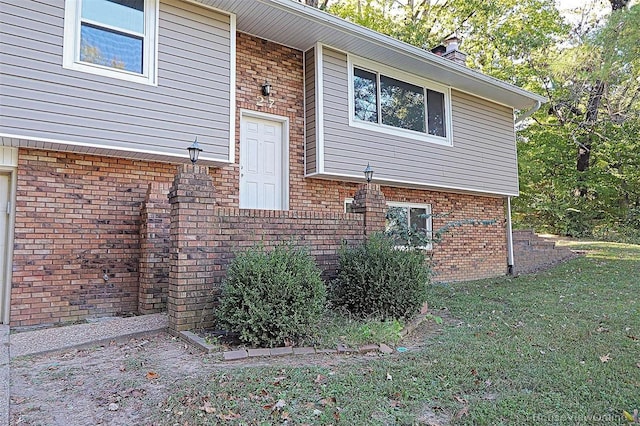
216, 243, 326, 348
330, 233, 430, 320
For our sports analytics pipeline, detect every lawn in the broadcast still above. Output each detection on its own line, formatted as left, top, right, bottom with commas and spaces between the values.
155, 240, 640, 425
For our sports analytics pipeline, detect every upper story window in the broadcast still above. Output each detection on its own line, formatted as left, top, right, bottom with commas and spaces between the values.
63, 0, 158, 85
350, 56, 452, 146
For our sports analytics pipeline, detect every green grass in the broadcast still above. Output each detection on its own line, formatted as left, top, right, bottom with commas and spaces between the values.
156, 241, 640, 425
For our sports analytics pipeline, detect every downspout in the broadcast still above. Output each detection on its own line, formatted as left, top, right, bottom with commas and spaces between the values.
508, 100, 541, 274
506, 196, 515, 275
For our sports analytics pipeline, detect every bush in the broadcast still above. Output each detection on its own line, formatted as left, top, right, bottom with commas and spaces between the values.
216, 243, 326, 348
330, 233, 430, 320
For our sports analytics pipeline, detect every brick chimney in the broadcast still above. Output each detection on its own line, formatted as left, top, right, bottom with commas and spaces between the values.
431, 35, 467, 66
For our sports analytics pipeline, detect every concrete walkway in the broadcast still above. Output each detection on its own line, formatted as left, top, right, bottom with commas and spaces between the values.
1, 313, 168, 425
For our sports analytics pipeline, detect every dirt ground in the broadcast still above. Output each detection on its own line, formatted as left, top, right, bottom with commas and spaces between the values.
9, 318, 441, 426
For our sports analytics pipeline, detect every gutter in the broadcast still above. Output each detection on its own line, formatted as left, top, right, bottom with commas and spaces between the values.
515, 100, 542, 124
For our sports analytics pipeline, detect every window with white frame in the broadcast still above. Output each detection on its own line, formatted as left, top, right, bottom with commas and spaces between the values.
63, 0, 158, 85
385, 202, 433, 249
350, 57, 451, 144
344, 198, 355, 213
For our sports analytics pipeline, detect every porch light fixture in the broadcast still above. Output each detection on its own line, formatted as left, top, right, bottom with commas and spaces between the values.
261, 80, 271, 97
187, 137, 202, 164
363, 163, 374, 182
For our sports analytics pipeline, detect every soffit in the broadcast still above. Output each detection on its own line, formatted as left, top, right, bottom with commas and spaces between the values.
193, 0, 546, 110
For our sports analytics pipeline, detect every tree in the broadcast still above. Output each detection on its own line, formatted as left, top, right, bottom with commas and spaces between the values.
300, 0, 640, 240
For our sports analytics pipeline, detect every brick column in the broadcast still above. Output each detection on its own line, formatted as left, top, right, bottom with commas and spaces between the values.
352, 183, 387, 235
167, 164, 218, 331
138, 182, 170, 314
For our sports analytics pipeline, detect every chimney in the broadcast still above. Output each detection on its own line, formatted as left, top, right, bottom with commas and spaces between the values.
441, 35, 467, 66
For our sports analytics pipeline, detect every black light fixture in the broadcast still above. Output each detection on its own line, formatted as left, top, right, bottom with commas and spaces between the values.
363, 163, 374, 182
261, 80, 271, 97
187, 137, 202, 164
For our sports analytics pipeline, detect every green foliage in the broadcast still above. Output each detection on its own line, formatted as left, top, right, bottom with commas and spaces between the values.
216, 243, 326, 348
330, 233, 430, 320
323, 0, 640, 244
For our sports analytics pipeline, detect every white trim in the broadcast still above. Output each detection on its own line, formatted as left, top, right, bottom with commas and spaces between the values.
239, 109, 290, 210
347, 54, 453, 146
302, 49, 307, 176
0, 167, 16, 325
506, 196, 515, 272
307, 170, 518, 197
228, 13, 237, 164
386, 201, 433, 250
343, 197, 354, 213
0, 133, 233, 165
315, 43, 325, 174
62, 0, 159, 86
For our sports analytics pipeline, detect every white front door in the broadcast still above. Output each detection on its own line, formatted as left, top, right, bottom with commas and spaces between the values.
240, 115, 286, 210
0, 173, 11, 324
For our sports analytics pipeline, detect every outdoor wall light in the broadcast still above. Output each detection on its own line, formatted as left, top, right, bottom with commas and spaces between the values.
363, 163, 374, 182
261, 80, 271, 97
188, 137, 203, 164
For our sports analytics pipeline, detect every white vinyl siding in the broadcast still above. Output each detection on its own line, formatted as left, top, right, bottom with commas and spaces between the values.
0, 0, 233, 163
318, 46, 519, 196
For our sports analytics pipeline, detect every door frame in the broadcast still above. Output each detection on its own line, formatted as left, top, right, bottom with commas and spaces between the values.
239, 109, 290, 210
0, 166, 17, 325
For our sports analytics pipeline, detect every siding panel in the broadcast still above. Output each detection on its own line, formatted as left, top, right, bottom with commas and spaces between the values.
305, 48, 317, 174
320, 47, 518, 195
0, 0, 233, 161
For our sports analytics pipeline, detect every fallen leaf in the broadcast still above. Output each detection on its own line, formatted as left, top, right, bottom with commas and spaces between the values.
623, 409, 639, 423
454, 395, 468, 404
108, 403, 119, 411
455, 406, 469, 419
216, 411, 241, 420
389, 399, 403, 408
333, 410, 341, 421
273, 376, 286, 385
599, 353, 612, 363
146, 371, 159, 380
199, 400, 216, 414
596, 326, 609, 333
318, 397, 336, 407
264, 399, 286, 412
314, 374, 328, 384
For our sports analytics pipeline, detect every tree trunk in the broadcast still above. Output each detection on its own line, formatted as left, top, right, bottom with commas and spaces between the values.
576, 0, 627, 174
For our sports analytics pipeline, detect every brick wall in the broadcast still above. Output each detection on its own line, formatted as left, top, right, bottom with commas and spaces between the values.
138, 182, 171, 314
11, 149, 174, 327
168, 165, 370, 331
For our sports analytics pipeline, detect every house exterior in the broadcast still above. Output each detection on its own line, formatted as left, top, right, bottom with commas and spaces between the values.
0, 0, 546, 327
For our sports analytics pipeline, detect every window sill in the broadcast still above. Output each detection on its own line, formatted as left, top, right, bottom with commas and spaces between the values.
63, 60, 157, 87
348, 119, 452, 147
